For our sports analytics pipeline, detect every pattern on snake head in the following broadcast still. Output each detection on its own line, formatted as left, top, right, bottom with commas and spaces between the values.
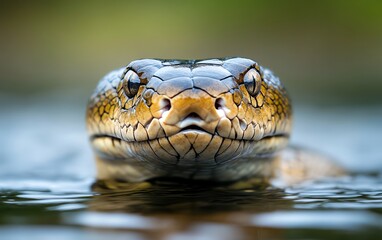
87, 57, 292, 180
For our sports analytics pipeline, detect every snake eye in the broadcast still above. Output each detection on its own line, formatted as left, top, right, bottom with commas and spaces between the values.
123, 70, 142, 98
243, 68, 262, 97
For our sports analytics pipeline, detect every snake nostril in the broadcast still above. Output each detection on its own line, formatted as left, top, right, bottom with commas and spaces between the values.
215, 97, 225, 110
161, 98, 172, 111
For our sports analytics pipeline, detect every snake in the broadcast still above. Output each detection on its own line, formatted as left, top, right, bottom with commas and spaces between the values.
87, 57, 344, 185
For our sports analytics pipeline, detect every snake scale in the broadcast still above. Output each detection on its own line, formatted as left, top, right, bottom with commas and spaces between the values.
87, 57, 344, 185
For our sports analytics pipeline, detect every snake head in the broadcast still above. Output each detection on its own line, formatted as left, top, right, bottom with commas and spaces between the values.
87, 57, 292, 181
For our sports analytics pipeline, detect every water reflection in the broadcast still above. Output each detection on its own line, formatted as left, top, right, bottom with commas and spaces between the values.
89, 180, 289, 214
1, 175, 382, 239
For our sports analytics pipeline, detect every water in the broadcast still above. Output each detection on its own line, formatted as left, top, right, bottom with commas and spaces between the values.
1, 176, 382, 239
1, 95, 382, 239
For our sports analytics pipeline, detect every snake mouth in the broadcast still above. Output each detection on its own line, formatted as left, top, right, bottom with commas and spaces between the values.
91, 131, 289, 165
90, 131, 289, 143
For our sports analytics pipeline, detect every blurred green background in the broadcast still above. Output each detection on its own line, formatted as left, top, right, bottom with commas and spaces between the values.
0, 0, 381, 104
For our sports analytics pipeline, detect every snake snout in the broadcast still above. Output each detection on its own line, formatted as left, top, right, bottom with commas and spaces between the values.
159, 89, 224, 135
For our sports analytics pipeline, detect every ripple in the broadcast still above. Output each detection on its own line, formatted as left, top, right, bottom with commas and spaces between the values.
0, 226, 144, 240
48, 203, 87, 211
251, 210, 382, 230
63, 212, 174, 230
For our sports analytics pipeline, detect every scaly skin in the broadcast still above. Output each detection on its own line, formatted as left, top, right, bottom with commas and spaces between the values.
87, 57, 343, 184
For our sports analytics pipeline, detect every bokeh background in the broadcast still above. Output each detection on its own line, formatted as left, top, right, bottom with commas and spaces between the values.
0, 0, 382, 177
1, 0, 382, 102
